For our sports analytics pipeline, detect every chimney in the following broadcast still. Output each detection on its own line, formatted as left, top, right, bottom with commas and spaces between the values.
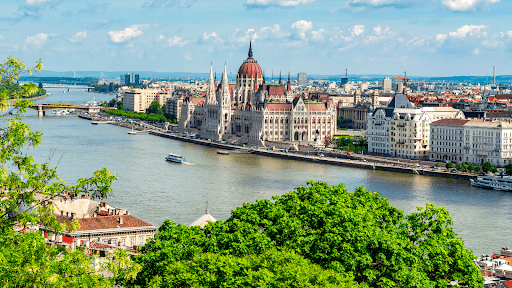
126, 210, 130, 216
66, 212, 69, 217
119, 216, 123, 225
93, 212, 97, 217
71, 212, 76, 220
61, 211, 63, 216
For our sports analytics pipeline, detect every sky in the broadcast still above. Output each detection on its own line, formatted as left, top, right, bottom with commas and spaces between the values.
1, 0, 512, 77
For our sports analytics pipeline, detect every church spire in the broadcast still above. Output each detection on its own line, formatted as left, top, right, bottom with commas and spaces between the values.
221, 62, 230, 106
248, 40, 253, 58
279, 71, 282, 85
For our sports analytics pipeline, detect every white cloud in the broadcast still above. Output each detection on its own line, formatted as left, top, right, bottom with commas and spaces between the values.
156, 35, 164, 41
373, 25, 390, 35
311, 29, 326, 41
184, 52, 192, 60
260, 24, 287, 39
441, 0, 500, 11
202, 32, 218, 41
472, 48, 480, 55
436, 34, 448, 43
26, 0, 51, 4
291, 20, 313, 39
69, 31, 87, 43
448, 25, 488, 38
350, 25, 365, 36
507, 31, 512, 38
164, 36, 191, 47
108, 24, 149, 43
25, 33, 49, 48
0, 34, 5, 40
408, 37, 426, 47
245, 0, 315, 8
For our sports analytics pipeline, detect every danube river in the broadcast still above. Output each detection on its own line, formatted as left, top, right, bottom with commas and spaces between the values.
10, 87, 512, 255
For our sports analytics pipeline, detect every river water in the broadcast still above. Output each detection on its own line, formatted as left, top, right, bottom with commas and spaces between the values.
8, 87, 511, 256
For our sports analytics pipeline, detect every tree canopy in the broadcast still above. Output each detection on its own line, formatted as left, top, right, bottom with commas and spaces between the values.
134, 181, 483, 288
0, 57, 139, 286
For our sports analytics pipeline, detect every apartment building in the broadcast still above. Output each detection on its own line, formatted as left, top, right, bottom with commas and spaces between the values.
367, 94, 464, 159
123, 88, 171, 113
430, 120, 512, 167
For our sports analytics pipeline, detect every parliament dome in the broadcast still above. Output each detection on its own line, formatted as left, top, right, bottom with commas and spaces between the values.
237, 41, 263, 79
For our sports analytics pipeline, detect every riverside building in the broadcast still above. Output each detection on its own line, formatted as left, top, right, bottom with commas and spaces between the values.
430, 119, 512, 167
123, 88, 171, 113
367, 94, 464, 159
178, 42, 336, 146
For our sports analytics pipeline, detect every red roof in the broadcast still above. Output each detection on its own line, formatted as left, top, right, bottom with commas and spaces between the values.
238, 58, 263, 79
267, 103, 292, 111
267, 86, 287, 96
432, 119, 470, 125
188, 97, 205, 105
496, 94, 512, 100
55, 215, 155, 231
505, 280, 512, 288
306, 103, 326, 111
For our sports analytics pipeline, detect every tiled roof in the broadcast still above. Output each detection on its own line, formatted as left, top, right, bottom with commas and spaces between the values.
306, 103, 326, 111
267, 86, 287, 96
238, 58, 263, 79
188, 97, 205, 105
432, 119, 470, 125
495, 94, 512, 100
55, 215, 155, 231
267, 103, 292, 111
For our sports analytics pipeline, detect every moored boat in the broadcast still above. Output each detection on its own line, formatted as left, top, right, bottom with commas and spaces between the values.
470, 175, 512, 191
165, 153, 187, 163
217, 150, 230, 155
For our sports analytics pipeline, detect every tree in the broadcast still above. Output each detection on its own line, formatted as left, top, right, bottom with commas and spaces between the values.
482, 162, 494, 173
146, 101, 163, 115
474, 165, 482, 173
506, 164, 512, 175
134, 181, 483, 288
446, 162, 453, 169
456, 163, 461, 170
468, 163, 475, 172
435, 162, 440, 168
0, 57, 139, 286
324, 134, 332, 148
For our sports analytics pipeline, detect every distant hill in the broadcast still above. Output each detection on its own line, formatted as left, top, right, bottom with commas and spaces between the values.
20, 70, 512, 84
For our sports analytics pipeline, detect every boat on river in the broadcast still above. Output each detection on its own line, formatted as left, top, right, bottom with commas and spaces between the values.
217, 150, 230, 155
470, 175, 512, 191
128, 126, 137, 135
165, 153, 187, 163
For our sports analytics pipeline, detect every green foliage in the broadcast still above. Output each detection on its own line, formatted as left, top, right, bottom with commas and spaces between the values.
455, 163, 461, 170
0, 57, 139, 286
0, 82, 46, 99
446, 162, 453, 169
134, 181, 483, 288
474, 165, 482, 173
435, 163, 440, 168
155, 250, 363, 288
106, 108, 171, 123
506, 164, 512, 175
482, 162, 495, 173
0, 230, 112, 287
468, 163, 475, 171
146, 101, 163, 115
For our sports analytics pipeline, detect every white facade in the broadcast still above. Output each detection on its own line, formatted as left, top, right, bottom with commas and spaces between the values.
123, 88, 171, 113
381, 77, 392, 93
367, 94, 464, 160
430, 120, 512, 167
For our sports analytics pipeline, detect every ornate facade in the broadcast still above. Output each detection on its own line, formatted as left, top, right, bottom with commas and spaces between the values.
178, 42, 336, 146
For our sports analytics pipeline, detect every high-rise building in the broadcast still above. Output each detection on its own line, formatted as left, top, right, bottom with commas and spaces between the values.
121, 73, 140, 86
297, 72, 307, 87
381, 77, 392, 93
340, 68, 348, 86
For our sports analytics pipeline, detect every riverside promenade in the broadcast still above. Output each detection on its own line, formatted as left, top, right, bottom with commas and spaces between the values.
79, 114, 476, 181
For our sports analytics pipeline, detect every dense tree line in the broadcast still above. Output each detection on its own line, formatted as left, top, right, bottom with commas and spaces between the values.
105, 101, 178, 123
0, 82, 46, 98
129, 181, 483, 287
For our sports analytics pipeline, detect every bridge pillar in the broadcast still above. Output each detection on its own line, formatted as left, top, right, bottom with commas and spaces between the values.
37, 105, 45, 117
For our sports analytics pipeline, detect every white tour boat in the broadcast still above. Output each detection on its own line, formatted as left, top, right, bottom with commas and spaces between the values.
470, 175, 512, 191
165, 153, 187, 164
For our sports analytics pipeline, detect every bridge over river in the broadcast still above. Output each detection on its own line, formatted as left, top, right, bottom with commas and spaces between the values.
28, 103, 115, 116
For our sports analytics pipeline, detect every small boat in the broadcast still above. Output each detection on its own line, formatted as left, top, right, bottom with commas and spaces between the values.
165, 153, 187, 163
470, 175, 512, 191
217, 150, 230, 155
128, 126, 137, 135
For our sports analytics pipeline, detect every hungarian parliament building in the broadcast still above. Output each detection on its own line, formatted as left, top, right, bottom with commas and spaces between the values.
178, 42, 336, 146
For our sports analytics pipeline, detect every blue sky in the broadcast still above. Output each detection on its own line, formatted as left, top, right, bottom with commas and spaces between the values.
1, 0, 511, 76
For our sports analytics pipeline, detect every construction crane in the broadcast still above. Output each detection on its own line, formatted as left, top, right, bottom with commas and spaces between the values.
392, 71, 410, 98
